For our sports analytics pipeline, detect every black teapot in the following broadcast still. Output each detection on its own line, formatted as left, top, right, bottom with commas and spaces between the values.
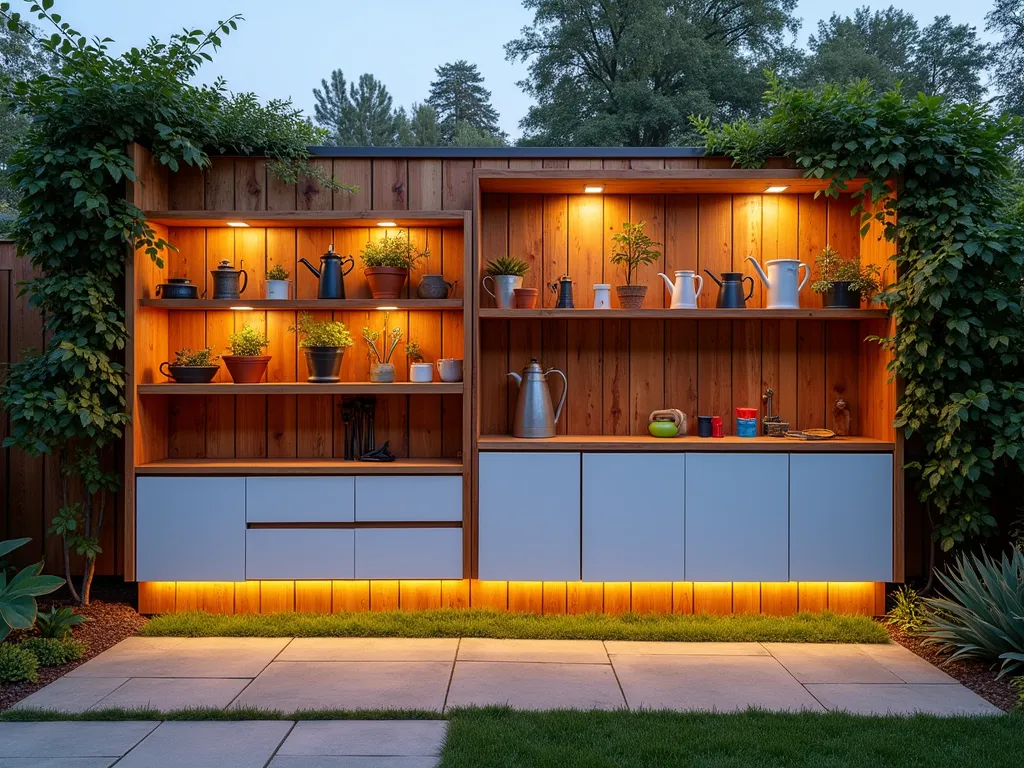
705, 270, 754, 309
300, 245, 355, 299
211, 260, 248, 300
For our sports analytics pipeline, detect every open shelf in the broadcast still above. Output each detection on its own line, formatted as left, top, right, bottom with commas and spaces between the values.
136, 457, 463, 475
145, 210, 467, 228
139, 382, 463, 395
141, 299, 463, 310
480, 308, 888, 320
478, 435, 895, 453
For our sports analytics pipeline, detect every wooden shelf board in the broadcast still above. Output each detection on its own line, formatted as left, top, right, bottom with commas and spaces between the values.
140, 299, 463, 311
136, 457, 463, 476
146, 210, 466, 228
138, 382, 463, 395
478, 435, 895, 453
479, 308, 888, 320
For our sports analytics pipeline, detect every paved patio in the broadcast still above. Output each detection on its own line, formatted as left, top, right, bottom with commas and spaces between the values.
13, 637, 999, 716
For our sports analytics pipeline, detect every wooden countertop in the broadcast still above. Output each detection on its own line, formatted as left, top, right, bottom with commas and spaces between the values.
478, 435, 895, 452
135, 458, 464, 475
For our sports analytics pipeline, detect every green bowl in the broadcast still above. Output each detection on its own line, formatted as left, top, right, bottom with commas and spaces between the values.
648, 420, 679, 438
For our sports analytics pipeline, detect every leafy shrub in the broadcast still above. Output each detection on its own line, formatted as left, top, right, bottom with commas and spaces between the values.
922, 549, 1024, 678
361, 231, 427, 269
1013, 676, 1024, 710
226, 325, 270, 357
885, 585, 927, 634
610, 221, 660, 285
405, 340, 424, 363
173, 347, 218, 366
291, 313, 353, 349
810, 247, 881, 297
266, 264, 290, 281
35, 606, 88, 639
484, 256, 530, 277
0, 643, 39, 683
0, 538, 65, 642
20, 637, 85, 667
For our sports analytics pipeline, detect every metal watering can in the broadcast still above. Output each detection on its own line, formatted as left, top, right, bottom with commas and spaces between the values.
300, 245, 355, 299
746, 256, 809, 309
508, 359, 567, 439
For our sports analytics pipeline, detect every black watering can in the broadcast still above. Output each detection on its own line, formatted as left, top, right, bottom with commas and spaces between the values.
300, 245, 355, 299
705, 270, 754, 309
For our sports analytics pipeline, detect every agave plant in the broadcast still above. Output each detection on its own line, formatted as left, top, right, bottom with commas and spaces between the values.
0, 538, 66, 642
922, 548, 1024, 678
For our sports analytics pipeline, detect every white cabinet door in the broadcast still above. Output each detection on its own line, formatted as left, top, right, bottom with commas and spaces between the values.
246, 477, 354, 523
790, 453, 893, 581
355, 528, 463, 579
355, 476, 462, 521
582, 453, 684, 581
478, 452, 580, 581
685, 454, 789, 582
245, 529, 355, 580
137, 477, 245, 581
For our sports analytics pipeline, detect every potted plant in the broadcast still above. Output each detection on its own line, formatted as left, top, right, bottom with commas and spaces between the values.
222, 324, 271, 383
811, 247, 882, 309
610, 220, 661, 309
406, 340, 433, 382
483, 256, 529, 309
291, 312, 354, 383
360, 231, 426, 299
266, 264, 291, 300
363, 312, 403, 383
160, 347, 220, 383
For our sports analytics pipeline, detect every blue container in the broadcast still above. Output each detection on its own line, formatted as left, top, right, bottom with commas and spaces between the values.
736, 417, 758, 438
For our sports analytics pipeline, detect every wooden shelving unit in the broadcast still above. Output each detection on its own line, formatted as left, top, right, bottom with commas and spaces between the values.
135, 457, 463, 476
142, 299, 463, 311
478, 435, 895, 452
144, 210, 467, 228
480, 308, 887, 320
139, 382, 463, 395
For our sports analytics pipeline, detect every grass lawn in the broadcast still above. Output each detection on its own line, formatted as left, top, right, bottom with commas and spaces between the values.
140, 609, 888, 643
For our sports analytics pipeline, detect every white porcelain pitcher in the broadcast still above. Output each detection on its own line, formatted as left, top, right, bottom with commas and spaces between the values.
746, 256, 809, 309
657, 270, 703, 309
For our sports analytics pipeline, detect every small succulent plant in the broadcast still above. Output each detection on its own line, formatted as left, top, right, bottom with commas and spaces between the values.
485, 256, 530, 277
406, 340, 424, 363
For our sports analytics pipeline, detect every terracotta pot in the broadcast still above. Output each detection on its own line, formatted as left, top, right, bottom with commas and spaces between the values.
223, 355, 271, 384
616, 284, 648, 309
514, 287, 539, 309
365, 267, 409, 299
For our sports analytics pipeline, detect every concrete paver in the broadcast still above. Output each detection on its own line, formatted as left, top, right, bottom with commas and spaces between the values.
762, 643, 904, 684
457, 638, 608, 664
0, 722, 158, 758
0, 759, 118, 767
114, 721, 293, 768
68, 637, 290, 678
269, 758, 439, 768
92, 677, 251, 711
805, 683, 1002, 715
855, 643, 956, 683
446, 661, 625, 710
604, 641, 768, 656
279, 638, 458, 663
12, 677, 128, 713
278, 720, 446, 756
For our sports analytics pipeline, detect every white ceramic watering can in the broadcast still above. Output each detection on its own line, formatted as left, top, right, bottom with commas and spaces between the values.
746, 256, 809, 309
658, 270, 703, 309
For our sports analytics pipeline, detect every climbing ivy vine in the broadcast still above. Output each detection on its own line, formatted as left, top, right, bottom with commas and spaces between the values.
695, 76, 1024, 554
0, 1, 345, 603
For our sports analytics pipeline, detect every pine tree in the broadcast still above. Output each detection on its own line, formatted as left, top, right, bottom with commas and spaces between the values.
344, 74, 398, 146
427, 60, 503, 143
312, 69, 349, 143
396, 103, 442, 147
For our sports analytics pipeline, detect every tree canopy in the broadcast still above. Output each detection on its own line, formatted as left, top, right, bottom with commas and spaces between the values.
313, 69, 399, 146
428, 59, 504, 143
988, 0, 1024, 119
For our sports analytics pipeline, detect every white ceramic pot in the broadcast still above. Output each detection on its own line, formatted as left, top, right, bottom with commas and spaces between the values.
593, 284, 611, 309
409, 362, 434, 383
265, 279, 290, 300
436, 358, 463, 382
482, 274, 523, 309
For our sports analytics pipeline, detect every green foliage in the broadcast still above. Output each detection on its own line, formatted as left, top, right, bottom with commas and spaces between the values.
360, 231, 427, 269
20, 636, 84, 666
0, 538, 64, 642
1014, 676, 1024, 710
0, 642, 38, 683
291, 312, 353, 349
405, 340, 424, 364
885, 585, 928, 634
428, 59, 504, 144
810, 247, 881, 296
484, 256, 530, 277
34, 605, 87, 639
226, 325, 269, 357
172, 347, 218, 367
395, 103, 441, 147
988, 1, 1024, 119
696, 76, 1024, 551
610, 221, 661, 285
313, 69, 399, 147
362, 312, 402, 365
266, 264, 290, 281
922, 549, 1024, 678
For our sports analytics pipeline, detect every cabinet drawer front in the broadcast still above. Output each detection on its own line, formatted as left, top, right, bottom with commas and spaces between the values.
354, 528, 463, 579
246, 477, 354, 523
245, 529, 354, 580
355, 476, 462, 521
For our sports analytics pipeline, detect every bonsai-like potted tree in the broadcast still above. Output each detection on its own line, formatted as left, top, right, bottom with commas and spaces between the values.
265, 264, 291, 300
160, 347, 220, 383
610, 220, 661, 309
360, 231, 427, 299
292, 312, 354, 382
363, 312, 403, 382
223, 324, 271, 383
483, 256, 529, 309
811, 247, 882, 308
406, 339, 433, 382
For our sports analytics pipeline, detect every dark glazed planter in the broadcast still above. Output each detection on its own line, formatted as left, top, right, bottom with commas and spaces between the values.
823, 281, 862, 309
303, 347, 345, 383
159, 362, 219, 383
365, 267, 409, 299
223, 355, 271, 384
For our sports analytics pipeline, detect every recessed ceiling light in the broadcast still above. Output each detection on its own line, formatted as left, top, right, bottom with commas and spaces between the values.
764, 186, 789, 194
230, 306, 253, 311
376, 306, 398, 311
584, 186, 604, 194
226, 221, 249, 227
377, 221, 397, 227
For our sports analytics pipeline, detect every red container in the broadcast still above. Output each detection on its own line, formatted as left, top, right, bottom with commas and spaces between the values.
735, 407, 758, 419
711, 415, 724, 438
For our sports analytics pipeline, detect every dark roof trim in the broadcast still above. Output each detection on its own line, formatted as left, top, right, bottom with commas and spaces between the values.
307, 146, 706, 158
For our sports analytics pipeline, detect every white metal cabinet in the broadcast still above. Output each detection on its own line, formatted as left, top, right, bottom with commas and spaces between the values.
355, 528, 462, 579
245, 529, 354, 580
136, 477, 245, 581
478, 452, 581, 581
246, 477, 354, 523
685, 454, 789, 581
789, 453, 893, 581
582, 453, 684, 581
355, 476, 462, 521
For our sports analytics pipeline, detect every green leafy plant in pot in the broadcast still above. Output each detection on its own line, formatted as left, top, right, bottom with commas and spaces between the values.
406, 339, 433, 382
610, 221, 660, 309
265, 264, 291, 300
483, 256, 530, 309
292, 312, 354, 382
160, 347, 220, 383
360, 231, 427, 299
363, 312, 403, 382
811, 247, 881, 309
223, 324, 271, 383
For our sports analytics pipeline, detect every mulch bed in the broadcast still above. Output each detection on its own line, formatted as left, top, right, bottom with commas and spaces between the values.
0, 580, 146, 711
887, 625, 1019, 712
